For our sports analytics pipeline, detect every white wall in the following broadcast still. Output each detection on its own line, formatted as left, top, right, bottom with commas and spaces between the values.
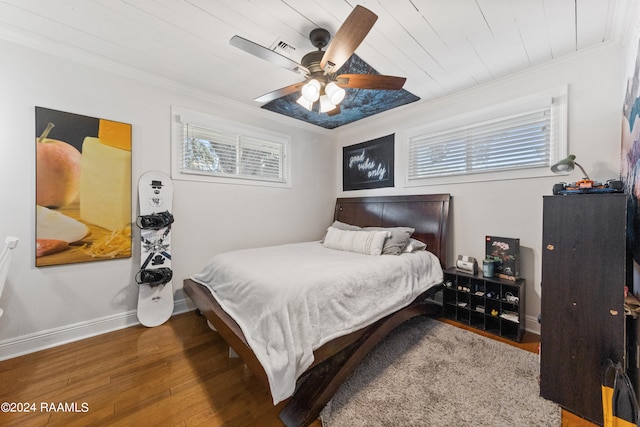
0, 39, 336, 359
334, 42, 627, 334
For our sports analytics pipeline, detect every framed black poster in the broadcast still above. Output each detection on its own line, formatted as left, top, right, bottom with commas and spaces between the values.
343, 134, 394, 191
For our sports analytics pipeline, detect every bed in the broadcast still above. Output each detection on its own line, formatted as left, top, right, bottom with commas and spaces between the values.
183, 194, 451, 426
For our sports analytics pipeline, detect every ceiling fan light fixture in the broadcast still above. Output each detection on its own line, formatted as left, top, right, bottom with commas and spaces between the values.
319, 95, 337, 113
296, 96, 313, 111
301, 79, 321, 102
230, 6, 409, 119
325, 81, 345, 105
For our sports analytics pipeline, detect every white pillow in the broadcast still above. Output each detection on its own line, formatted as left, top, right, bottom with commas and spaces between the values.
402, 238, 427, 253
329, 221, 415, 255
320, 220, 361, 243
322, 227, 390, 256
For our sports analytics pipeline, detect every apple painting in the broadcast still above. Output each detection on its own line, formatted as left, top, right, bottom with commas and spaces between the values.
36, 123, 82, 208
34, 107, 132, 266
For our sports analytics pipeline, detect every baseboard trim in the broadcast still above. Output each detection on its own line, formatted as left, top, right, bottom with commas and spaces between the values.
0, 298, 195, 361
0, 299, 539, 361
524, 314, 540, 335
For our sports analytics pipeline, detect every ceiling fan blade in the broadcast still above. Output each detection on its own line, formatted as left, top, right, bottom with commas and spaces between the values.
230, 35, 309, 75
320, 5, 377, 73
336, 74, 406, 90
255, 82, 306, 103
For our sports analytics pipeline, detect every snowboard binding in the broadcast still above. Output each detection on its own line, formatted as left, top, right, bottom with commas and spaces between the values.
136, 267, 173, 287
136, 211, 174, 230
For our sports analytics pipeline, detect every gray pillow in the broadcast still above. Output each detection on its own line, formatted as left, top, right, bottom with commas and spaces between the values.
329, 220, 361, 231
363, 226, 415, 255
402, 238, 427, 253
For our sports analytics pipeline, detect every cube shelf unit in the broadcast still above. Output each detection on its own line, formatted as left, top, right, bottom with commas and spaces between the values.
441, 267, 525, 342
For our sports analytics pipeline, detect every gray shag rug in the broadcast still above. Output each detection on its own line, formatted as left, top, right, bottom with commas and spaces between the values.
320, 317, 560, 426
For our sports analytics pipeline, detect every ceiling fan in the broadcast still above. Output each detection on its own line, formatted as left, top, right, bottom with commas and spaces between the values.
229, 5, 406, 115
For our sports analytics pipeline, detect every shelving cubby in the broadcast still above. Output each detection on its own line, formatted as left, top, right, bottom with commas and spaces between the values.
441, 267, 525, 342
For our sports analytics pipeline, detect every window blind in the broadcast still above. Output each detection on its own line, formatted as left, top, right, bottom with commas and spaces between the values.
408, 105, 553, 180
181, 123, 286, 183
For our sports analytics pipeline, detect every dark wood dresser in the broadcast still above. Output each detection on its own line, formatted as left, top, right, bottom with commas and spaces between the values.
540, 193, 628, 425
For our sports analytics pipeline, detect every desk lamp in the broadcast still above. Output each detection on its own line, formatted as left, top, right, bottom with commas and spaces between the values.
550, 154, 594, 189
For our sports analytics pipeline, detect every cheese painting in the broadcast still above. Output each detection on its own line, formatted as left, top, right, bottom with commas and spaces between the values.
35, 107, 133, 266
98, 119, 131, 151
80, 122, 131, 232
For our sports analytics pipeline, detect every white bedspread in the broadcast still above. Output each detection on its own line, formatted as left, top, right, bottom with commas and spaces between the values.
190, 241, 443, 404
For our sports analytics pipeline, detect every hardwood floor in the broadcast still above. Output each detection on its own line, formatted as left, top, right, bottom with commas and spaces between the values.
0, 311, 298, 427
0, 311, 592, 426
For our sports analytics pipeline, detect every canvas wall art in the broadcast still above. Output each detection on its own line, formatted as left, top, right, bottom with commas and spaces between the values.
623, 37, 640, 272
35, 107, 132, 266
343, 134, 394, 191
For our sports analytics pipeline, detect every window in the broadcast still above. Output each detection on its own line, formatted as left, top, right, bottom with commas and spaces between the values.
171, 107, 290, 187
405, 88, 567, 185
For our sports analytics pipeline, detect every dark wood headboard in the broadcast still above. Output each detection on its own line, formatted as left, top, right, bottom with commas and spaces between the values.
334, 194, 451, 267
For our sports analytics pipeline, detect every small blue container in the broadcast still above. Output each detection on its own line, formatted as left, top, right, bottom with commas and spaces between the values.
482, 259, 494, 277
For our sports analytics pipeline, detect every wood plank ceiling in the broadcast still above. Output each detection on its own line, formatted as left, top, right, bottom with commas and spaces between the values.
0, 0, 628, 127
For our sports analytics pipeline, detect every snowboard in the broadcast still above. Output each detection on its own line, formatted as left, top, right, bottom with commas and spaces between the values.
136, 170, 174, 327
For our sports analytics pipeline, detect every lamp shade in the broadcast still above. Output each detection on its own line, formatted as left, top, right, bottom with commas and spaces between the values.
550, 154, 590, 179
319, 95, 337, 113
550, 154, 576, 174
301, 79, 320, 102
296, 96, 313, 111
325, 81, 346, 105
